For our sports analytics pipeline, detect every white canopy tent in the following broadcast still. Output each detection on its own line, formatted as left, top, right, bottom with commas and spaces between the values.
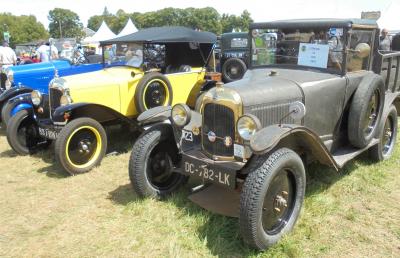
117, 18, 138, 37
82, 21, 116, 54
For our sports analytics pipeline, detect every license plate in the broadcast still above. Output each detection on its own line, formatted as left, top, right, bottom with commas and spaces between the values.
38, 127, 59, 140
182, 156, 236, 188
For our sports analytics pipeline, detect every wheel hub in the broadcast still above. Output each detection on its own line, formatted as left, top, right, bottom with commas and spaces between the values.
273, 191, 288, 213
79, 140, 91, 153
230, 67, 238, 75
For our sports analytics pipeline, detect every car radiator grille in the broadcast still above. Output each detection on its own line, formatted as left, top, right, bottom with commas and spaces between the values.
50, 87, 63, 116
202, 103, 235, 157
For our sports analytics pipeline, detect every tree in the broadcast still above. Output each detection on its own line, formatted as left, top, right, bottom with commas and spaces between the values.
48, 8, 84, 39
0, 13, 48, 47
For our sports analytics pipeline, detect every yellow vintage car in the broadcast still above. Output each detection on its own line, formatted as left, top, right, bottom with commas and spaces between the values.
7, 27, 218, 175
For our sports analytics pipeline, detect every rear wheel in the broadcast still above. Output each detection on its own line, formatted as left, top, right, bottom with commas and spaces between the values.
55, 118, 107, 175
239, 148, 306, 250
129, 128, 187, 199
369, 105, 398, 161
222, 58, 247, 82
6, 110, 49, 155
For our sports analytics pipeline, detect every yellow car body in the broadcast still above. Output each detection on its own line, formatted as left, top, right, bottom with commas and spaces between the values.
63, 66, 206, 118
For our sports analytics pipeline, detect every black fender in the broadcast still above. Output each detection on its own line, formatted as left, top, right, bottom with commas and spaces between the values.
250, 124, 339, 170
137, 106, 172, 126
186, 79, 216, 108
0, 86, 33, 109
52, 103, 138, 127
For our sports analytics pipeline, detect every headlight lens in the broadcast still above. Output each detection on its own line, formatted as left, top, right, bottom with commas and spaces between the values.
31, 90, 42, 106
237, 114, 261, 141
60, 94, 72, 106
171, 104, 191, 127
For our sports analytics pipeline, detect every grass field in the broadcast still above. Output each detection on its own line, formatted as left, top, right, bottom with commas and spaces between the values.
0, 127, 399, 258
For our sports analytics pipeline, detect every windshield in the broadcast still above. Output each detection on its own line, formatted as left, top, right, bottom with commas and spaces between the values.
251, 27, 345, 72
103, 43, 144, 68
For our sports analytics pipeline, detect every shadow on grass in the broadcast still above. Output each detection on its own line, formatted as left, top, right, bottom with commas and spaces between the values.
0, 149, 19, 158
107, 183, 139, 205
161, 155, 377, 257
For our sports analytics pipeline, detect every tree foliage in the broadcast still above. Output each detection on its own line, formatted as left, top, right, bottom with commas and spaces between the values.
48, 8, 84, 39
87, 7, 253, 35
0, 13, 48, 47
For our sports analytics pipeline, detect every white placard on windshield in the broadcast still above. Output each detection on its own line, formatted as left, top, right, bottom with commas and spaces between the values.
297, 43, 329, 69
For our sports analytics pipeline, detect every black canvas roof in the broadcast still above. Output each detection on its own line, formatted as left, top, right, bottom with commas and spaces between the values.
101, 26, 217, 45
251, 18, 378, 30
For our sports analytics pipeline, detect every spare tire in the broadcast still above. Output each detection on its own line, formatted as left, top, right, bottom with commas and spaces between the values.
222, 58, 247, 83
135, 72, 173, 113
348, 74, 385, 148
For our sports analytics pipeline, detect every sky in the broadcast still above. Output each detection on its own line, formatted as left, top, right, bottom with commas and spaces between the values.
0, 0, 398, 30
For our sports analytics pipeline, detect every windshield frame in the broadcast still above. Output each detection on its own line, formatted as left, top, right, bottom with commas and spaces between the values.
249, 26, 349, 76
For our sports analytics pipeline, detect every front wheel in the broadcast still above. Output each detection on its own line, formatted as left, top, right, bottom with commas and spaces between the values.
129, 128, 187, 199
369, 105, 398, 161
239, 148, 306, 250
54, 118, 107, 175
1, 101, 14, 127
6, 110, 50, 155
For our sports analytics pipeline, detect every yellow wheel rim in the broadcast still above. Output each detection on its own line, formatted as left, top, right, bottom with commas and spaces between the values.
65, 126, 102, 169
142, 79, 170, 110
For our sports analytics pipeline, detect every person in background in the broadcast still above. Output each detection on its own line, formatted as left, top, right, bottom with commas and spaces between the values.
0, 41, 17, 69
379, 28, 391, 51
49, 39, 59, 59
36, 40, 59, 62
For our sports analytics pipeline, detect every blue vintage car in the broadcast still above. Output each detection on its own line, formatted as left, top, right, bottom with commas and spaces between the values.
0, 56, 103, 126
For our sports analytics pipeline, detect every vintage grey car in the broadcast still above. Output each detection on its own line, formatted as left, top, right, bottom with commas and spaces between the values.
128, 19, 400, 249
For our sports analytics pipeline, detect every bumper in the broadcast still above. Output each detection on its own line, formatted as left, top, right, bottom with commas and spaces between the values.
180, 149, 245, 189
36, 119, 64, 140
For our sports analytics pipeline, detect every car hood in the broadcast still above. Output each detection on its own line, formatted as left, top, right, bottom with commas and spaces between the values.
10, 60, 70, 75
61, 66, 143, 91
225, 68, 339, 107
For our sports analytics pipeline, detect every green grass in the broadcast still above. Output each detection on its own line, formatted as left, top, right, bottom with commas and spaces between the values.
0, 128, 399, 257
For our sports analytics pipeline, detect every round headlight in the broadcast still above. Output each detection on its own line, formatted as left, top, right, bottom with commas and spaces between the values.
171, 104, 191, 127
237, 114, 261, 141
60, 94, 72, 106
31, 90, 42, 107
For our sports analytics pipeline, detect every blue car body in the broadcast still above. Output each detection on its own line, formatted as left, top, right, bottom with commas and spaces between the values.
0, 59, 103, 122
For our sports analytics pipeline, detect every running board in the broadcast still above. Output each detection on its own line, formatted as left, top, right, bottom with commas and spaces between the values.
332, 138, 379, 168
188, 184, 240, 218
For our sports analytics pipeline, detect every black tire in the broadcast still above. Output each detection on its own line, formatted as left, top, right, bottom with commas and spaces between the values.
54, 118, 107, 175
6, 109, 49, 155
222, 58, 247, 83
348, 74, 385, 148
369, 105, 397, 161
129, 127, 187, 199
239, 148, 306, 250
134, 72, 173, 113
195, 92, 206, 112
1, 101, 15, 127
